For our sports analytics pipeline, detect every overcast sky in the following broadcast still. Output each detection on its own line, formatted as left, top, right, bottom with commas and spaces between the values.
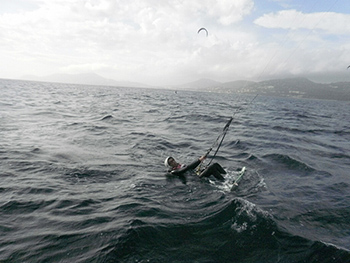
1, 0, 350, 86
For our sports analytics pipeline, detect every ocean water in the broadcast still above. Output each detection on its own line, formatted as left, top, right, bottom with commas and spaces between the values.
0, 79, 349, 263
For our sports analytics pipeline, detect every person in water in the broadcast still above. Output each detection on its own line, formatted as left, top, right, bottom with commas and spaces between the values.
164, 155, 226, 181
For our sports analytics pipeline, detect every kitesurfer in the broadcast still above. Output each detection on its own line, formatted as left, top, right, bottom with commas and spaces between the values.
164, 156, 226, 181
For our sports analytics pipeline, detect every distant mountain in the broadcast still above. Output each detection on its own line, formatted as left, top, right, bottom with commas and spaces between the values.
242, 77, 350, 101
22, 72, 149, 88
176, 78, 222, 90
176, 77, 350, 101
222, 80, 256, 89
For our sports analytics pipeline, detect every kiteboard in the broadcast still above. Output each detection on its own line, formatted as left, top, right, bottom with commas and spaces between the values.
231, 167, 246, 190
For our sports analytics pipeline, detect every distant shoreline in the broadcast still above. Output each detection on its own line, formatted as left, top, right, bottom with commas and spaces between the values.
1, 76, 350, 101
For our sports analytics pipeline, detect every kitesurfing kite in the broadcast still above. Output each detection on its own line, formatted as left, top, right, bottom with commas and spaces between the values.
347, 65, 350, 69
198, 27, 208, 37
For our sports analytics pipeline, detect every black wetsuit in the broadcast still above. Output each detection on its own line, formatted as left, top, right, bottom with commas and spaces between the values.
167, 159, 226, 181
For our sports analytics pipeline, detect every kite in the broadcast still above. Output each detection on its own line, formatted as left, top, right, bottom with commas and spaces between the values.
198, 28, 208, 37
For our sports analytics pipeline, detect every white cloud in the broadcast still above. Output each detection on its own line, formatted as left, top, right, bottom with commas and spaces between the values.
254, 9, 350, 35
60, 63, 109, 73
0, 0, 257, 84
249, 7, 350, 81
204, 0, 254, 25
1, 0, 350, 85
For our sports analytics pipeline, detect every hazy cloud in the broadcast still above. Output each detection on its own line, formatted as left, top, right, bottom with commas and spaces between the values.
255, 9, 350, 35
1, 0, 350, 85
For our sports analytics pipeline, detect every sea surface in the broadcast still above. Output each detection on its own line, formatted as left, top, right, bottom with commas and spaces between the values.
0, 79, 349, 263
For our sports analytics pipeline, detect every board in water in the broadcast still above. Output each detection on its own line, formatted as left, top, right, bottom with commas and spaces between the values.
231, 167, 246, 190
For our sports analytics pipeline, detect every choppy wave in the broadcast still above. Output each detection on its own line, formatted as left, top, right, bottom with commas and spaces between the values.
100, 198, 350, 263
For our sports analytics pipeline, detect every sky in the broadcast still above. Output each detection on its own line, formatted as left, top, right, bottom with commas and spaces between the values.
1, 0, 350, 86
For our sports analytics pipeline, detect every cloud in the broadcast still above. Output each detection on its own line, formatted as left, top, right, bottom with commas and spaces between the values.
254, 9, 350, 35
207, 0, 254, 25
0, 0, 255, 46
60, 63, 109, 73
1, 0, 350, 85
0, 0, 256, 84
249, 7, 350, 81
